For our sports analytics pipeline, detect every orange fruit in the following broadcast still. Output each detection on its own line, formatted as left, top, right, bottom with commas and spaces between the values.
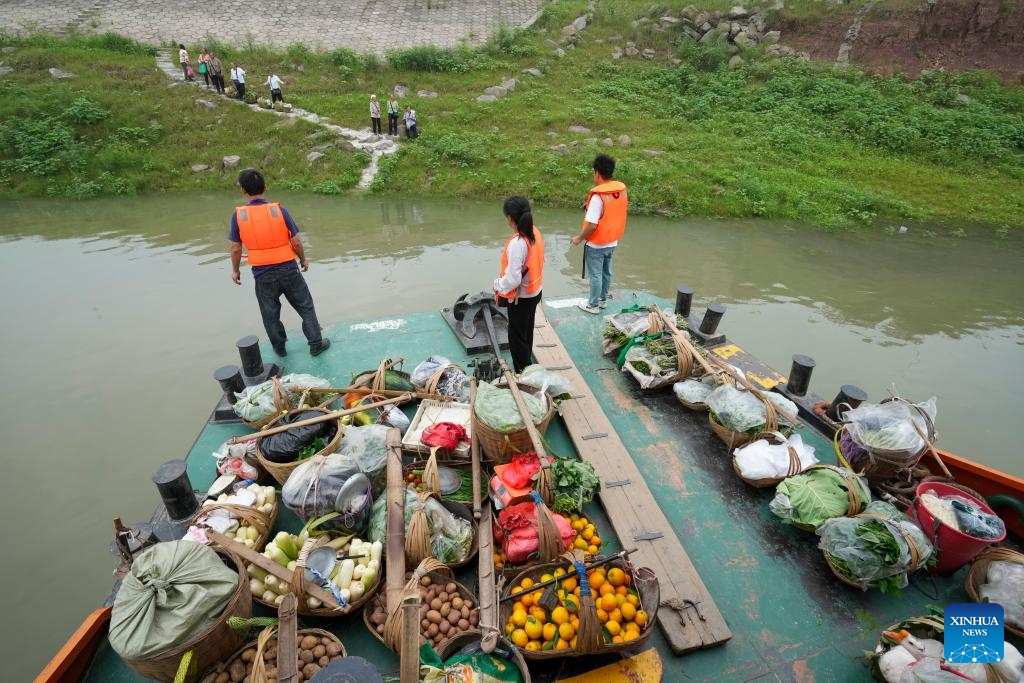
524, 617, 543, 640
599, 594, 617, 612
626, 594, 640, 608
555, 638, 571, 650
540, 573, 554, 584
563, 595, 579, 614
581, 527, 594, 542
620, 602, 637, 622
596, 608, 609, 624
542, 623, 558, 642
635, 610, 648, 627
615, 594, 627, 608
573, 538, 588, 551
571, 520, 585, 532
624, 621, 641, 634
558, 622, 575, 641
570, 615, 579, 632
511, 629, 529, 648
591, 535, 602, 547
520, 592, 533, 608
550, 606, 569, 626
562, 575, 578, 592
623, 630, 639, 642
504, 623, 515, 636
530, 606, 547, 623
587, 545, 599, 555
526, 641, 541, 651
599, 583, 615, 597
607, 568, 627, 587
609, 609, 623, 624
512, 601, 525, 614
553, 568, 566, 579
511, 609, 527, 628
520, 578, 534, 590
588, 572, 605, 592
612, 635, 624, 644
605, 620, 621, 637
616, 585, 629, 596
570, 635, 577, 648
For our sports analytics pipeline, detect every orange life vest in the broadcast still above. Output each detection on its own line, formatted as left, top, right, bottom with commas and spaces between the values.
583, 180, 628, 246
497, 228, 544, 300
235, 202, 296, 266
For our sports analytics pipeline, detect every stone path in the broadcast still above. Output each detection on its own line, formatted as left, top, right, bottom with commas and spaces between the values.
0, 0, 543, 54
156, 49, 397, 189
836, 0, 879, 66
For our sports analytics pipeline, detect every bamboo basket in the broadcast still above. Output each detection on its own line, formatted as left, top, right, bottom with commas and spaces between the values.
350, 358, 413, 395
849, 397, 937, 482
251, 536, 381, 618
191, 497, 279, 553
363, 558, 480, 653
677, 394, 709, 411
120, 548, 251, 683
731, 432, 803, 489
404, 495, 479, 569
435, 631, 532, 683
709, 411, 754, 450
201, 628, 346, 683
255, 408, 343, 485
822, 511, 929, 591
473, 381, 554, 464
499, 554, 659, 660
789, 465, 868, 532
965, 547, 1024, 639
403, 459, 479, 504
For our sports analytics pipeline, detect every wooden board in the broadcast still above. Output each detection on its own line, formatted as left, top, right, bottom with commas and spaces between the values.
531, 309, 732, 654
554, 647, 663, 682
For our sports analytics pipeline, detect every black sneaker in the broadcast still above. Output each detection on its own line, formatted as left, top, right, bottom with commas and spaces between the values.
310, 339, 331, 357
272, 344, 287, 357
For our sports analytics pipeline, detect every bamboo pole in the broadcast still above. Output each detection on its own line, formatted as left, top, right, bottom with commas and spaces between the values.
292, 385, 453, 402
385, 428, 406, 613
277, 594, 299, 683
226, 395, 412, 444
658, 309, 718, 378
469, 378, 482, 520
399, 595, 420, 683
477, 504, 498, 653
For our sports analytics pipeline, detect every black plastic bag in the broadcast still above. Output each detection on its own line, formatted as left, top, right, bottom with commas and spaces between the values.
260, 410, 337, 463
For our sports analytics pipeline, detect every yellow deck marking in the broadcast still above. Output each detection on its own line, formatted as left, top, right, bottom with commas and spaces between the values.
555, 647, 663, 682
712, 344, 741, 360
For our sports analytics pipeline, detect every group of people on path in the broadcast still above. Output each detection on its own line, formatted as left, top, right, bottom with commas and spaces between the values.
177, 44, 283, 102
370, 93, 417, 138
227, 154, 627, 369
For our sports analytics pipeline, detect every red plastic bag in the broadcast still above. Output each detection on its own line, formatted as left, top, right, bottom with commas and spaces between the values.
420, 422, 467, 450
497, 502, 574, 565
502, 452, 541, 489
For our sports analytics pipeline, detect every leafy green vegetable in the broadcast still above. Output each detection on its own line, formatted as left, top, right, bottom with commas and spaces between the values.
298, 437, 325, 460
550, 459, 601, 514
770, 467, 868, 529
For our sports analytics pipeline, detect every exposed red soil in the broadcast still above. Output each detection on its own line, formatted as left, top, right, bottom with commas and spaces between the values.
775, 0, 1024, 84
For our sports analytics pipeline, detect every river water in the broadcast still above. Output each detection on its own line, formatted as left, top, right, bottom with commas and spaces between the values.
1, 193, 1021, 679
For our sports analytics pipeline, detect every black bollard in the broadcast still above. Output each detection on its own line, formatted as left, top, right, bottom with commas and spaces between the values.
675, 286, 695, 318
237, 335, 264, 378
827, 384, 868, 422
152, 459, 198, 521
699, 304, 726, 335
786, 354, 816, 397
214, 365, 245, 403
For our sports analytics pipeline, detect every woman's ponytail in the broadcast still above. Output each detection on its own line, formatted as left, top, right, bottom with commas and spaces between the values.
503, 195, 535, 243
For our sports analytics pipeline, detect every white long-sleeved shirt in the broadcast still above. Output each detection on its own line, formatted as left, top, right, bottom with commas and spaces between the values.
493, 235, 539, 298
265, 74, 282, 90
230, 67, 245, 83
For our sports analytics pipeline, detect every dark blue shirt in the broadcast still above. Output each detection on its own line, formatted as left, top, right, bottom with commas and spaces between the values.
229, 198, 300, 278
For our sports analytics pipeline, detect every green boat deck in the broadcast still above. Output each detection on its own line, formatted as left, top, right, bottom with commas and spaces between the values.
83, 292, 982, 683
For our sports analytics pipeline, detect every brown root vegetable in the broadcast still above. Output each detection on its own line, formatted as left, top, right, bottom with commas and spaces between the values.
376, 623, 385, 634
325, 642, 342, 657
319, 655, 330, 667
438, 619, 451, 634
228, 659, 246, 683
420, 575, 432, 587
451, 596, 464, 611
312, 644, 326, 659
426, 623, 439, 637
426, 609, 442, 624
214, 672, 230, 683
370, 610, 387, 626
447, 610, 460, 626
240, 649, 255, 663
419, 603, 429, 617
299, 649, 314, 664
300, 635, 320, 651
458, 618, 469, 630
420, 618, 430, 630
469, 611, 479, 626
430, 598, 443, 611
445, 582, 458, 594
438, 592, 449, 603
440, 603, 451, 618
302, 663, 320, 679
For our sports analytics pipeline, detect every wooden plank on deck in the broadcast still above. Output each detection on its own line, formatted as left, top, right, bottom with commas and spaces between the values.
531, 308, 732, 655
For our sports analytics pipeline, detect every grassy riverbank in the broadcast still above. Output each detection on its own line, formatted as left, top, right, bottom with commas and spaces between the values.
1, 0, 1022, 230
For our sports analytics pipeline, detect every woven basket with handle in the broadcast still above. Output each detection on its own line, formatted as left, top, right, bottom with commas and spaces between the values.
965, 546, 1024, 639
473, 381, 554, 464
731, 431, 804, 489
255, 407, 343, 486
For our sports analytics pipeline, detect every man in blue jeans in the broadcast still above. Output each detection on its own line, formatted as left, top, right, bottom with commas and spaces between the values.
571, 154, 629, 314
229, 168, 331, 357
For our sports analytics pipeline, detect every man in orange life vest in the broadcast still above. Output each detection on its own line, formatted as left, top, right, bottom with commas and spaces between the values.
229, 168, 330, 357
570, 154, 628, 314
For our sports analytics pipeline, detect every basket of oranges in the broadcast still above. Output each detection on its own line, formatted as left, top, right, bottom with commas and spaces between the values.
498, 550, 659, 659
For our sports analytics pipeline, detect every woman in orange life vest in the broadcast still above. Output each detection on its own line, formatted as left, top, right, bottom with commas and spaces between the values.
493, 196, 545, 373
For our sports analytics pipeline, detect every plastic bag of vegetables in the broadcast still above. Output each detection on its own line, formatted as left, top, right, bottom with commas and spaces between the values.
519, 364, 573, 401
817, 501, 934, 593
706, 384, 798, 433
844, 398, 936, 457
282, 453, 373, 535
412, 355, 471, 402
474, 380, 546, 432
232, 373, 331, 422
602, 309, 652, 355
769, 466, 870, 530
337, 424, 390, 494
367, 488, 475, 565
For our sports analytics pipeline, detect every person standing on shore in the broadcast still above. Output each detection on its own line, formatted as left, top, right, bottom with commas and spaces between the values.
386, 94, 399, 136
177, 44, 190, 80
198, 49, 210, 87
570, 154, 628, 314
493, 196, 544, 373
404, 106, 418, 139
266, 71, 284, 103
370, 94, 381, 135
229, 168, 331, 358
208, 53, 225, 94
230, 63, 246, 100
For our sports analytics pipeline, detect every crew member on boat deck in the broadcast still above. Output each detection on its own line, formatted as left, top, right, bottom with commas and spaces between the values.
494, 195, 545, 373
229, 168, 331, 358
571, 154, 628, 315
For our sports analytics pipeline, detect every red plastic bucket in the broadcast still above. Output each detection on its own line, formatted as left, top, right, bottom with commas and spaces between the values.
913, 482, 1006, 575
